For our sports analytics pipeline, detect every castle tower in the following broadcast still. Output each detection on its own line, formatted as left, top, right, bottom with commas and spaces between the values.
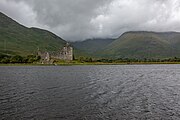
61, 42, 73, 61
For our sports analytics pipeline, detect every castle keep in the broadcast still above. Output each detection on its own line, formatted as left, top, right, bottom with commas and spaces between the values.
38, 43, 73, 64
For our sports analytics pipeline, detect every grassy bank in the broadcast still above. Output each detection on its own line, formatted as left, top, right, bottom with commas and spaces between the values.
55, 62, 180, 65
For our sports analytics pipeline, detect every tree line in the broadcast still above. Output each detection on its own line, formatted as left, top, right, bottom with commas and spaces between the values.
0, 54, 41, 63
77, 57, 180, 63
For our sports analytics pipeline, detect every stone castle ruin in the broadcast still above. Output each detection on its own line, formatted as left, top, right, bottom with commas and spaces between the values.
38, 43, 73, 64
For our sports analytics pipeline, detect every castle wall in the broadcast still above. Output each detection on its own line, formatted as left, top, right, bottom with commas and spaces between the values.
38, 51, 51, 64
38, 43, 73, 63
51, 46, 73, 61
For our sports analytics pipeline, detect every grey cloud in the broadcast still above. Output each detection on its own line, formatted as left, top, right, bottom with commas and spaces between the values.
0, 0, 37, 27
1, 0, 180, 41
91, 0, 180, 38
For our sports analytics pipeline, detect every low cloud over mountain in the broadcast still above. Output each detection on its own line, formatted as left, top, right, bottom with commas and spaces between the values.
1, 0, 180, 41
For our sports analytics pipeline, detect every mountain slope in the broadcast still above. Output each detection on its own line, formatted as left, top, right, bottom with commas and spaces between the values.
71, 38, 114, 54
97, 31, 180, 59
0, 12, 66, 56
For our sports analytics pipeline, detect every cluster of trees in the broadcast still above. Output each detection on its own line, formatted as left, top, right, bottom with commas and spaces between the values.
78, 57, 93, 62
0, 54, 41, 64
159, 57, 180, 62
114, 57, 180, 63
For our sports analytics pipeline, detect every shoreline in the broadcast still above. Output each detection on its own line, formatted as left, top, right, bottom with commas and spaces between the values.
1, 62, 180, 66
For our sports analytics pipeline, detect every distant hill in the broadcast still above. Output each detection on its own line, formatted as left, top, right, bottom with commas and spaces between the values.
0, 12, 66, 56
97, 31, 180, 59
71, 38, 114, 55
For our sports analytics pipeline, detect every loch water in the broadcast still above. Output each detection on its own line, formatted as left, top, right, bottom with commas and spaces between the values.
1, 65, 180, 120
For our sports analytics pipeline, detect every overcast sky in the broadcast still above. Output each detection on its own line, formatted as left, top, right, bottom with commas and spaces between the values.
1, 0, 180, 41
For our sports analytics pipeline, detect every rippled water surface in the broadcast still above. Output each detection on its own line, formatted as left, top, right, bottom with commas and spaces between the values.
1, 65, 180, 120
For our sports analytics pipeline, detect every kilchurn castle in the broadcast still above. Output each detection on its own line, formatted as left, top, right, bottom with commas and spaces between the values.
38, 43, 73, 64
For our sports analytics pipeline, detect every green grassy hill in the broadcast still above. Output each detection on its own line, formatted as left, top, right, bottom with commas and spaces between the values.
96, 31, 180, 59
0, 12, 66, 56
71, 38, 115, 58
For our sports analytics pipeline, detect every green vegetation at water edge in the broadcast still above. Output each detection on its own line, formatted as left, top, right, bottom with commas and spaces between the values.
52, 57, 180, 65
0, 54, 41, 64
